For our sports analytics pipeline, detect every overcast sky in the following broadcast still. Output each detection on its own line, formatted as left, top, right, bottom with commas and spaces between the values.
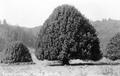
0, 0, 120, 28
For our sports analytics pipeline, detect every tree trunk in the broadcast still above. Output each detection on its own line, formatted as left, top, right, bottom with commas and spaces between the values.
62, 59, 69, 65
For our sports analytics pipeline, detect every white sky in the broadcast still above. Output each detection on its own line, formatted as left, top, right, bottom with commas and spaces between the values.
0, 0, 120, 28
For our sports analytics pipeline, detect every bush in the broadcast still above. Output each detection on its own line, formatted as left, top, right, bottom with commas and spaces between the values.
35, 4, 102, 65
0, 41, 32, 63
105, 33, 120, 60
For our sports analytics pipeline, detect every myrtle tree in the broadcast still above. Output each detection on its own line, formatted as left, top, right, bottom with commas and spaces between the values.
35, 5, 102, 65
0, 41, 32, 63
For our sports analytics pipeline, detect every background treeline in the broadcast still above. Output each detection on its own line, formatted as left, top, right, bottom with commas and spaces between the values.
92, 19, 120, 51
0, 20, 41, 51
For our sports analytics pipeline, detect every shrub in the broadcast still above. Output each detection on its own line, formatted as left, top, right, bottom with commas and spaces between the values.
105, 33, 120, 60
35, 4, 102, 65
0, 41, 32, 63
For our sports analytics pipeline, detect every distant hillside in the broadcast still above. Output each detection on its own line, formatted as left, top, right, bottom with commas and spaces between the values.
91, 19, 120, 50
0, 21, 41, 51
30, 26, 41, 36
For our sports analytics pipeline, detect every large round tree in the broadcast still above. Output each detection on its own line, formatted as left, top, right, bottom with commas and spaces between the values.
35, 5, 102, 65
105, 33, 120, 60
0, 41, 32, 63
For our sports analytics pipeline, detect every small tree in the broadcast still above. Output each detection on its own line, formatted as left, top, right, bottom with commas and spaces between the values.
0, 41, 32, 63
105, 33, 120, 60
35, 4, 102, 65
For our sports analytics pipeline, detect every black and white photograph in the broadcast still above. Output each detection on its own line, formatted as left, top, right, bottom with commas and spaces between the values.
0, 0, 120, 76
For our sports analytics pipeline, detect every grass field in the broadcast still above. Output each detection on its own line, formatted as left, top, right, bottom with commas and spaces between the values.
0, 48, 120, 76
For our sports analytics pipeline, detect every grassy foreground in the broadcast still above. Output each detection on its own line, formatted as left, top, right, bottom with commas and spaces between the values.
0, 48, 120, 76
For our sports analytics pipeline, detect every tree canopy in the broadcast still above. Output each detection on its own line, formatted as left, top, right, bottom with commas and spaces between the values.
35, 5, 102, 65
0, 41, 32, 63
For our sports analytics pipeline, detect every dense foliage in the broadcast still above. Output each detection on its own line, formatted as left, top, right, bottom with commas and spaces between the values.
35, 5, 102, 65
105, 33, 120, 60
0, 41, 32, 63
